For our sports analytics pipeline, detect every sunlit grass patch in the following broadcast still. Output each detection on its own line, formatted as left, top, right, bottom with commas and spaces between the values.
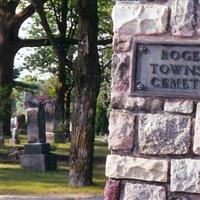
0, 162, 105, 195
0, 136, 108, 195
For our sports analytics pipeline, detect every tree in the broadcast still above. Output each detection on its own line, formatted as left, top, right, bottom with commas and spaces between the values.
19, 0, 112, 140
0, 0, 35, 136
68, 0, 100, 186
0, 0, 77, 138
19, 8, 76, 136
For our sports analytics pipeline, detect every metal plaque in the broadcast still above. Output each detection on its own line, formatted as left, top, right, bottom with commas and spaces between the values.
131, 42, 200, 98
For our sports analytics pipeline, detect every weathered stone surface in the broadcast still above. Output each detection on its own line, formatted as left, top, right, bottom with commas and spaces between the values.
164, 100, 194, 114
111, 92, 125, 110
112, 54, 130, 93
171, 0, 195, 36
121, 182, 166, 200
106, 155, 168, 182
113, 34, 132, 52
20, 153, 57, 171
193, 103, 200, 155
112, 2, 168, 34
24, 143, 50, 154
27, 104, 46, 143
138, 114, 191, 154
108, 111, 135, 150
16, 114, 26, 129
196, 0, 200, 34
170, 193, 200, 200
45, 102, 55, 133
171, 159, 200, 193
125, 97, 163, 112
104, 179, 121, 200
111, 95, 163, 111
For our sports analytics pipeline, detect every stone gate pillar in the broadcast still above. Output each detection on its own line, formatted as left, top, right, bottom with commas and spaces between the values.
105, 0, 200, 199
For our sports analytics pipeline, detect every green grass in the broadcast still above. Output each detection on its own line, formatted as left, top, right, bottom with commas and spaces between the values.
0, 163, 105, 195
0, 135, 108, 195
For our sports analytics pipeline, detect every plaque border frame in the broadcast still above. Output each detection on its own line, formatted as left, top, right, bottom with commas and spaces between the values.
130, 40, 200, 99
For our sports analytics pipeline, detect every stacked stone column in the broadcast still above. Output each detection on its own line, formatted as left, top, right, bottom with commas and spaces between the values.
105, 0, 200, 199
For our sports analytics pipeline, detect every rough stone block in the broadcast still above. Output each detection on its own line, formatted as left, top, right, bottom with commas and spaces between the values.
24, 143, 50, 154
164, 100, 194, 114
111, 92, 125, 110
193, 103, 200, 155
106, 155, 168, 182
108, 111, 135, 150
138, 114, 191, 154
111, 95, 163, 111
112, 2, 168, 34
171, 0, 195, 36
113, 34, 132, 52
169, 194, 200, 200
196, 0, 200, 34
124, 97, 163, 112
171, 159, 200, 193
20, 153, 57, 171
121, 182, 166, 200
112, 54, 130, 93
104, 179, 121, 200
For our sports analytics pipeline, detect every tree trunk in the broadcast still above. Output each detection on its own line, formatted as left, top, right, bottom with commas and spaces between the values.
65, 87, 71, 140
69, 0, 100, 186
0, 43, 17, 136
0, 1, 25, 137
54, 57, 66, 131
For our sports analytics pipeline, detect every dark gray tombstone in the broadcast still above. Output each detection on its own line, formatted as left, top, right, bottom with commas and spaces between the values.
16, 114, 26, 130
45, 102, 55, 133
0, 122, 4, 146
27, 104, 46, 143
21, 103, 57, 171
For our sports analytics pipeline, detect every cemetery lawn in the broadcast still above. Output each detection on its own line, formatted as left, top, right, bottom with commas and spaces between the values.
0, 136, 108, 195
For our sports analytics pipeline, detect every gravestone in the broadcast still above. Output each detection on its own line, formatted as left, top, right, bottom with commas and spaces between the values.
45, 102, 55, 133
45, 102, 55, 143
20, 104, 57, 171
105, 0, 200, 199
16, 114, 26, 130
27, 104, 46, 143
10, 115, 24, 145
10, 127, 20, 144
0, 122, 4, 146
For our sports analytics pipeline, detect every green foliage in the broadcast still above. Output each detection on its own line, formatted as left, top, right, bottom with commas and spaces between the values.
18, 0, 78, 77
21, 46, 57, 75
11, 89, 24, 115
95, 84, 110, 135
39, 77, 57, 97
98, 0, 114, 37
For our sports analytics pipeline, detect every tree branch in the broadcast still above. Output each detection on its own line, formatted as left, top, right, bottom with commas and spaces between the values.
18, 37, 112, 48
13, 4, 35, 25
97, 38, 112, 46
18, 37, 78, 48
